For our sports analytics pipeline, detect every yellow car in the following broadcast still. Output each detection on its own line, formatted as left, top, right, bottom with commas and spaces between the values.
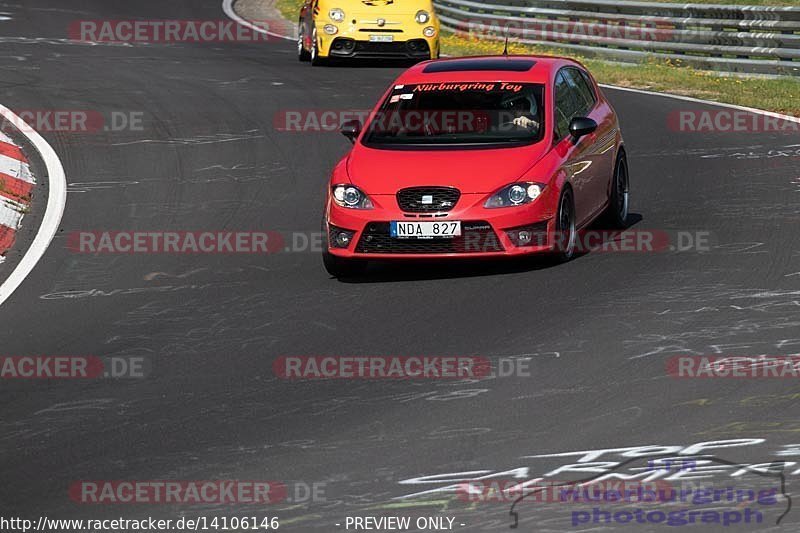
297, 0, 440, 64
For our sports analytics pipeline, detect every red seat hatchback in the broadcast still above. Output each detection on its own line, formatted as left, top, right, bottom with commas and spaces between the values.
323, 55, 629, 277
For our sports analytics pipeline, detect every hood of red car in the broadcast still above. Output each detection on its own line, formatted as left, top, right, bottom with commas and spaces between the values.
345, 143, 548, 194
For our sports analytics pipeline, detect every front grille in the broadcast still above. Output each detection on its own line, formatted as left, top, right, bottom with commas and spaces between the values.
355, 221, 504, 254
354, 41, 405, 54
347, 39, 430, 57
396, 186, 460, 213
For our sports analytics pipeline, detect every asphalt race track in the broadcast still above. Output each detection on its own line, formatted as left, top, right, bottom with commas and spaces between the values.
1, 0, 799, 531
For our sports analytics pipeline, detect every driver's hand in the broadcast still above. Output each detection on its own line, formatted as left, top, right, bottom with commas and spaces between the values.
512, 116, 538, 130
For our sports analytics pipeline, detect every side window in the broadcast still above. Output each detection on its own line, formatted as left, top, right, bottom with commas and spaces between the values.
554, 71, 576, 140
564, 68, 596, 116
578, 69, 597, 107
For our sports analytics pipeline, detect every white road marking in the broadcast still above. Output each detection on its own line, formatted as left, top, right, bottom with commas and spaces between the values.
599, 84, 800, 126
0, 105, 67, 307
221, 0, 295, 42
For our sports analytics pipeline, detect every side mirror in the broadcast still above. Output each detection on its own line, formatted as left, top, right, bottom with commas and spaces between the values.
340, 119, 362, 143
569, 117, 597, 140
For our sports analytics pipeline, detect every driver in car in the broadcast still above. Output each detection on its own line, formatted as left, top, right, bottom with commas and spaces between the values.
502, 92, 540, 133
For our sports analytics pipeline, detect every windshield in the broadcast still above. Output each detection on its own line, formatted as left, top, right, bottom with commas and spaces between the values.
362, 82, 545, 147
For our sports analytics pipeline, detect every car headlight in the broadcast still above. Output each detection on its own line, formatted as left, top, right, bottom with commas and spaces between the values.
332, 185, 374, 209
323, 24, 338, 35
423, 26, 436, 37
484, 182, 545, 208
415, 10, 430, 24
329, 8, 345, 22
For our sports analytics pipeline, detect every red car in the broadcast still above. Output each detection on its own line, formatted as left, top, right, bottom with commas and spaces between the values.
323, 55, 629, 277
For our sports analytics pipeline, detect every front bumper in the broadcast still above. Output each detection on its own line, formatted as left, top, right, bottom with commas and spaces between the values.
315, 19, 439, 59
325, 194, 556, 259
328, 37, 432, 59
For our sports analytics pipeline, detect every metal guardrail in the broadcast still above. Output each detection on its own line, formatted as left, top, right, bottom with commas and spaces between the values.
434, 0, 800, 76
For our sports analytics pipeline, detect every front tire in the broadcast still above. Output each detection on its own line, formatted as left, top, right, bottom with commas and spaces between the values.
553, 187, 576, 263
310, 28, 326, 66
323, 250, 367, 277
604, 151, 629, 228
298, 23, 311, 61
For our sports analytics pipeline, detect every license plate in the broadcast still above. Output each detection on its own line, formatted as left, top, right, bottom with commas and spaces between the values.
369, 34, 393, 42
390, 221, 461, 239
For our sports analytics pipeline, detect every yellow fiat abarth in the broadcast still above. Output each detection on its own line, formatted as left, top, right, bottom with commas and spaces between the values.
298, 0, 440, 64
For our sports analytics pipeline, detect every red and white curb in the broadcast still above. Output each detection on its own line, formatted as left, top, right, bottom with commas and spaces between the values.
0, 105, 66, 307
0, 130, 35, 264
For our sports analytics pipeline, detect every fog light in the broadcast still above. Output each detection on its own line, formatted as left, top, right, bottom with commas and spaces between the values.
329, 226, 356, 249
423, 26, 436, 37
506, 223, 548, 247
335, 232, 351, 247
324, 24, 338, 35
